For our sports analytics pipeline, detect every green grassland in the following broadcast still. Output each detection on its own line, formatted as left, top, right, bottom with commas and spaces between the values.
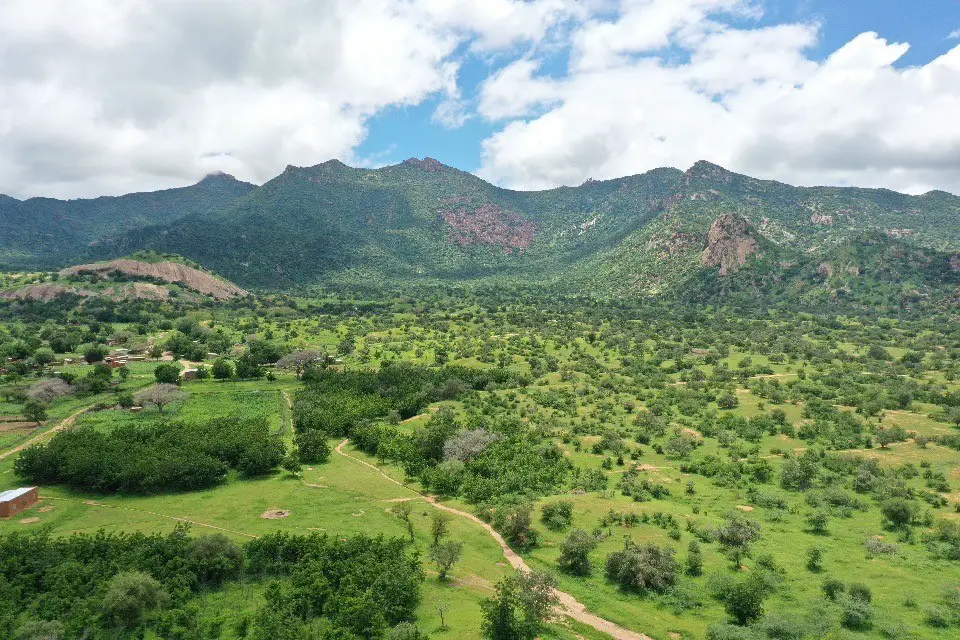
2, 293, 960, 639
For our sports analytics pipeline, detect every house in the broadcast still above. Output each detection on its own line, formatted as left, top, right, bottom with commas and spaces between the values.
0, 487, 39, 518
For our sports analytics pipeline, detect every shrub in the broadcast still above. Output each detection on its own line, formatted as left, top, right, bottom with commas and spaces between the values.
540, 500, 574, 532
557, 529, 598, 576
605, 541, 678, 593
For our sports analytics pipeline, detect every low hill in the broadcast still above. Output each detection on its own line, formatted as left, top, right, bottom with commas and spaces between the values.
0, 255, 248, 303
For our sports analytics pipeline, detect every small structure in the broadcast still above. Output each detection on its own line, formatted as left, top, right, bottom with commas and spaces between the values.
0, 487, 39, 518
181, 368, 199, 381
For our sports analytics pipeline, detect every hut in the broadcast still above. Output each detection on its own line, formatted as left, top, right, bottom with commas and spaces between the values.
0, 487, 39, 518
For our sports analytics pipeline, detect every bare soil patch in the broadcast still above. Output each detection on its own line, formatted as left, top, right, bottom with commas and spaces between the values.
38, 505, 54, 513
735, 505, 755, 512
260, 509, 291, 520
19, 517, 41, 524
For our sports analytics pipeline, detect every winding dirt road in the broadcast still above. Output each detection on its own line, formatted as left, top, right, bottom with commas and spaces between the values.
335, 439, 652, 640
0, 406, 92, 461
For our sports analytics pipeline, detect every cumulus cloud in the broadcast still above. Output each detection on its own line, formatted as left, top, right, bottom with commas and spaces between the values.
0, 0, 578, 198
478, 4, 960, 195
3, 0, 960, 198
950, 29, 960, 39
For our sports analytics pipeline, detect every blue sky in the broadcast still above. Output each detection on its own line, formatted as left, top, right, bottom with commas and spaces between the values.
357, 0, 960, 176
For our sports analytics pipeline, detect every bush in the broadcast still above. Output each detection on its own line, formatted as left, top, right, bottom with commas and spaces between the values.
840, 595, 873, 630
541, 500, 574, 531
294, 429, 331, 464
605, 541, 679, 593
557, 529, 598, 576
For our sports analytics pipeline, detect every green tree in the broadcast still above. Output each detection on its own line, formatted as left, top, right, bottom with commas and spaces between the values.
481, 571, 558, 640
100, 571, 168, 630
154, 363, 182, 385
294, 429, 330, 464
431, 511, 451, 546
212, 358, 233, 380
83, 344, 108, 364
187, 534, 243, 586
718, 573, 770, 625
23, 400, 48, 425
429, 540, 463, 580
557, 529, 598, 576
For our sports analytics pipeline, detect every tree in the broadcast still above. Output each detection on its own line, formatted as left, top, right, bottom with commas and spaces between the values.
100, 571, 168, 629
234, 355, 264, 380
605, 541, 679, 593
717, 573, 770, 625
134, 384, 187, 414
391, 501, 415, 541
31, 348, 55, 368
492, 503, 539, 552
875, 426, 908, 449
187, 534, 242, 586
294, 429, 330, 464
805, 511, 830, 535
557, 529, 598, 576
685, 540, 704, 576
880, 498, 916, 529
14, 620, 65, 640
164, 331, 193, 358
282, 449, 301, 475
83, 344, 108, 364
154, 363, 182, 385
431, 511, 451, 546
23, 400, 48, 425
481, 571, 558, 640
276, 350, 324, 380
717, 513, 761, 563
26, 379, 71, 404
429, 540, 463, 580
540, 500, 574, 532
806, 547, 824, 572
212, 358, 234, 380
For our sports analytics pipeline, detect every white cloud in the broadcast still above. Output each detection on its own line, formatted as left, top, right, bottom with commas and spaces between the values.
949, 29, 960, 40
3, 0, 960, 199
0, 0, 578, 198
478, 8, 960, 195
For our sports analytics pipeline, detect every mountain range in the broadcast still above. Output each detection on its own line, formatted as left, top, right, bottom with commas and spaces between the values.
2, 158, 959, 308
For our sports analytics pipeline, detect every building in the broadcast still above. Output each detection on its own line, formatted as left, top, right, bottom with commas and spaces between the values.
181, 368, 199, 381
0, 487, 39, 518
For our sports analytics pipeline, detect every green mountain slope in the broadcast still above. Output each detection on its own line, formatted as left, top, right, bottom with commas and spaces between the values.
93, 158, 683, 287
0, 173, 255, 269
5, 158, 959, 307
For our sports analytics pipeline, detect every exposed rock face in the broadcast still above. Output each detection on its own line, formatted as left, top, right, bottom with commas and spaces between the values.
811, 213, 835, 225
60, 259, 248, 299
701, 214, 759, 276
951, 255, 960, 272
402, 157, 447, 172
440, 204, 536, 253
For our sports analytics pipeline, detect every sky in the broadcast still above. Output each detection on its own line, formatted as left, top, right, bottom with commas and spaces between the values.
1, 0, 959, 199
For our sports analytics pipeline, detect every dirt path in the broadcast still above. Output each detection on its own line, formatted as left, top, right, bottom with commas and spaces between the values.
282, 390, 293, 437
0, 406, 92, 461
334, 439, 652, 640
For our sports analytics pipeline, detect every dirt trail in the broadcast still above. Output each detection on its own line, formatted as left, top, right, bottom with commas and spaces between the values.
0, 406, 92, 461
334, 439, 652, 640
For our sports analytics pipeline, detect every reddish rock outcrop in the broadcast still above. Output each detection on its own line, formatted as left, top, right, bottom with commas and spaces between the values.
60, 259, 248, 299
440, 204, 536, 253
701, 214, 759, 276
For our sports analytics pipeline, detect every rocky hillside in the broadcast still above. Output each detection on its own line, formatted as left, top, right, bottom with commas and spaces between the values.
1, 255, 248, 303
61, 258, 248, 299
3, 158, 959, 308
